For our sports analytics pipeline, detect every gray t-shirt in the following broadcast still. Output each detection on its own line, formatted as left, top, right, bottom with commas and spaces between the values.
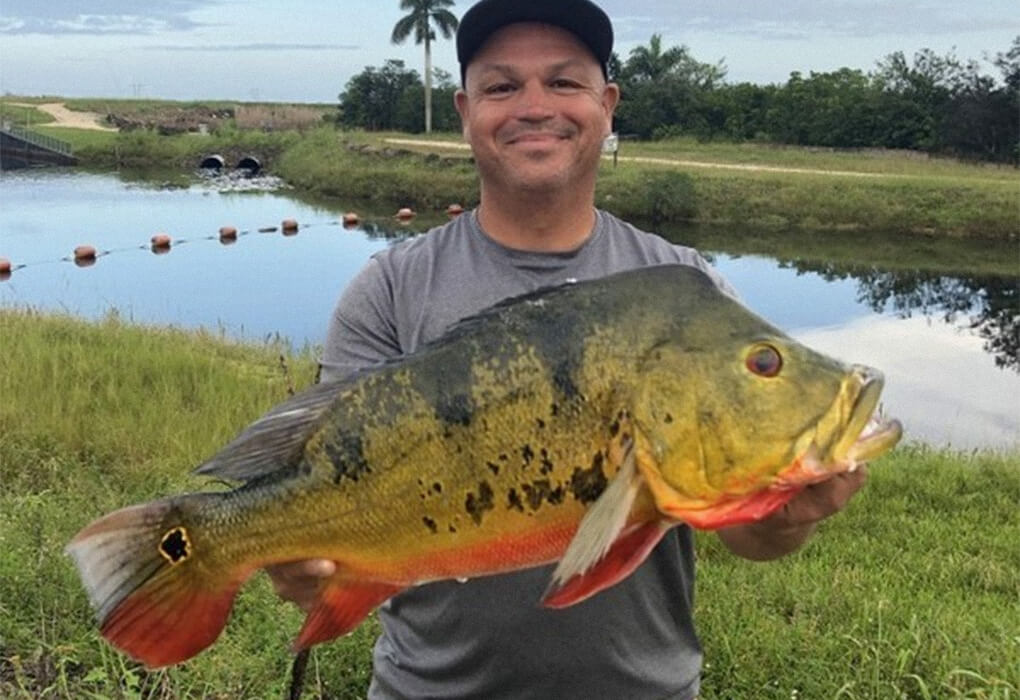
321, 209, 733, 700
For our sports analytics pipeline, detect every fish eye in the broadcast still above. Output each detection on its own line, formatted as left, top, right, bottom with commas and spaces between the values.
746, 345, 783, 377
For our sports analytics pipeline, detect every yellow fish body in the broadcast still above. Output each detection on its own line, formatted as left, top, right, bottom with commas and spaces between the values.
66, 264, 902, 667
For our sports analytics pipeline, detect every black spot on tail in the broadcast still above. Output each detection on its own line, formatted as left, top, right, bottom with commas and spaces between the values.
159, 527, 191, 564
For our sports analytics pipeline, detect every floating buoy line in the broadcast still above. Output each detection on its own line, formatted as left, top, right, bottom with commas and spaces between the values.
0, 205, 466, 282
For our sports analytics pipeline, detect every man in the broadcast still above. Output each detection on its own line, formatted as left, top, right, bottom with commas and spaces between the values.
270, 0, 867, 697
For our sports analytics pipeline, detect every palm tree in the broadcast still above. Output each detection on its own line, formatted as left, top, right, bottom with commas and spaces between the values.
624, 34, 688, 83
391, 0, 459, 133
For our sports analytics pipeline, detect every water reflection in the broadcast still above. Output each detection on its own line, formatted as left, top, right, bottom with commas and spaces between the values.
796, 315, 1019, 451
1, 171, 1017, 450
852, 270, 1018, 373
773, 259, 1019, 373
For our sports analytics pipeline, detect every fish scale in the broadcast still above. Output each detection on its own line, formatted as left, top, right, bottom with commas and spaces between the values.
66, 263, 902, 667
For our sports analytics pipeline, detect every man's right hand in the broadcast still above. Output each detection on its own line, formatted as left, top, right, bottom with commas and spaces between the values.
265, 559, 337, 612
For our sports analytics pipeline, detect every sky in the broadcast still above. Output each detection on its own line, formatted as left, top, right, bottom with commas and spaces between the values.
1, 0, 1017, 103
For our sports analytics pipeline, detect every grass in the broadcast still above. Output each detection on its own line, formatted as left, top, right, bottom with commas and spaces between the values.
0, 308, 1017, 698
8, 93, 1015, 238
0, 101, 56, 127
282, 128, 1020, 238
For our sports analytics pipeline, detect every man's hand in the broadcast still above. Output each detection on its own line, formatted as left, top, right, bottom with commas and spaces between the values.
265, 559, 337, 612
717, 466, 868, 561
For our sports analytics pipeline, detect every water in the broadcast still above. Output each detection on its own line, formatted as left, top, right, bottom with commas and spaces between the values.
1, 170, 1017, 451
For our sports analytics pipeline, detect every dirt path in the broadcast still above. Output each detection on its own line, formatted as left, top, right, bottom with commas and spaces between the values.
383, 137, 892, 179
11, 102, 117, 132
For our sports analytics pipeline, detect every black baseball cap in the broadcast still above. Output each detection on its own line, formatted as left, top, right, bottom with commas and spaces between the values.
456, 0, 614, 85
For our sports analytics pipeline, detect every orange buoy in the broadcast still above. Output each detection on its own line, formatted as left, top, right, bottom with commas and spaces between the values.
282, 218, 299, 232
447, 203, 465, 216
151, 233, 172, 252
395, 207, 416, 220
0, 257, 11, 281
73, 245, 97, 267
218, 225, 238, 240
342, 212, 360, 228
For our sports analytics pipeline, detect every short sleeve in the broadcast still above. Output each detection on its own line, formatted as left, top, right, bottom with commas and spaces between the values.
319, 256, 402, 383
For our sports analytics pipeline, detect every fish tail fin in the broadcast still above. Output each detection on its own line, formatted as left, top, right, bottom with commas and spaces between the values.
66, 495, 249, 668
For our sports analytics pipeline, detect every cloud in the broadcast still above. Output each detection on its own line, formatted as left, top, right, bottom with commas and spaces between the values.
603, 0, 1020, 41
148, 43, 360, 52
0, 0, 211, 35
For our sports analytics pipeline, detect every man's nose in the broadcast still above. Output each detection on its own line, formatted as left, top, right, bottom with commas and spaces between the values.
514, 81, 555, 121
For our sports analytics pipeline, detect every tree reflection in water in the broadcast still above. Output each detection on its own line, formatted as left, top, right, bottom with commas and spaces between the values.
785, 262, 1019, 372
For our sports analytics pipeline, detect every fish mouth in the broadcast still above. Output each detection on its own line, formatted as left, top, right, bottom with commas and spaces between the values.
781, 365, 903, 485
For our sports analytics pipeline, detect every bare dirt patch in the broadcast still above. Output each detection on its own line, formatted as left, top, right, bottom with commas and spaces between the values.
32, 103, 117, 132
381, 137, 890, 179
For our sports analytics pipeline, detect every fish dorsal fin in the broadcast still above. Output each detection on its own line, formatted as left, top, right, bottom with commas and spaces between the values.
547, 438, 643, 592
194, 380, 343, 482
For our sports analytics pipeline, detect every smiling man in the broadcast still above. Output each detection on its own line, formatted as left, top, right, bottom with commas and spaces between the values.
269, 1, 868, 697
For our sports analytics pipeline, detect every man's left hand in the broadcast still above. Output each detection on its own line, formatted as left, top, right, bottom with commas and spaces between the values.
716, 466, 868, 561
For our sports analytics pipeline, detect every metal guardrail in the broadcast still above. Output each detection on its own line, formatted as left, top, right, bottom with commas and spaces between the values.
0, 123, 74, 155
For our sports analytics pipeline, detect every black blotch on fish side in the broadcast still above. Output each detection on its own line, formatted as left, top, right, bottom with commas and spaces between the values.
159, 527, 191, 564
410, 345, 478, 429
522, 479, 566, 511
465, 481, 495, 525
435, 392, 474, 427
569, 452, 609, 504
326, 431, 372, 484
507, 488, 524, 512
550, 361, 582, 401
521, 444, 535, 468
526, 308, 586, 402
422, 516, 438, 534
539, 448, 554, 475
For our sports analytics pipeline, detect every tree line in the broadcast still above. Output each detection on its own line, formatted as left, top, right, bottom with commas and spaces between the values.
336, 34, 1020, 164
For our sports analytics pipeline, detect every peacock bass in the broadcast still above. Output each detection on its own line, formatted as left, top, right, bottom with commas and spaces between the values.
66, 264, 902, 668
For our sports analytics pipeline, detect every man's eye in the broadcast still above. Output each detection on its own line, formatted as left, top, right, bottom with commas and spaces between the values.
551, 79, 581, 90
485, 83, 515, 94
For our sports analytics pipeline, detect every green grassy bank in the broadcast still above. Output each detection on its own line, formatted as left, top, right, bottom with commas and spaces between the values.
1, 309, 1017, 698
5, 94, 1015, 238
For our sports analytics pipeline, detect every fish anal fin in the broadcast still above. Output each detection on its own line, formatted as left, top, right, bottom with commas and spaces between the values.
542, 520, 671, 608
293, 578, 403, 651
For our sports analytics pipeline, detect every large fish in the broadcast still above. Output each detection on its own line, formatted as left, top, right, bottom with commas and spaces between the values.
67, 264, 902, 668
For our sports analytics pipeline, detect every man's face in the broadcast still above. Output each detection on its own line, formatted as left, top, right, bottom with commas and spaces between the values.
455, 22, 620, 196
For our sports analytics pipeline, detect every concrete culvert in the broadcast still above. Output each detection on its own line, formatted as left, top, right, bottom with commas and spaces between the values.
200, 154, 225, 170
236, 155, 261, 175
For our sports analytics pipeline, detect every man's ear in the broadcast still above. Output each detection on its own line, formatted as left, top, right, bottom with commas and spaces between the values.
602, 82, 621, 127
454, 89, 470, 141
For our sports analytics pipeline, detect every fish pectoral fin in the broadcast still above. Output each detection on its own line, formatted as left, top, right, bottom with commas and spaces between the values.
542, 519, 672, 608
195, 380, 343, 482
293, 577, 403, 651
544, 440, 649, 606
